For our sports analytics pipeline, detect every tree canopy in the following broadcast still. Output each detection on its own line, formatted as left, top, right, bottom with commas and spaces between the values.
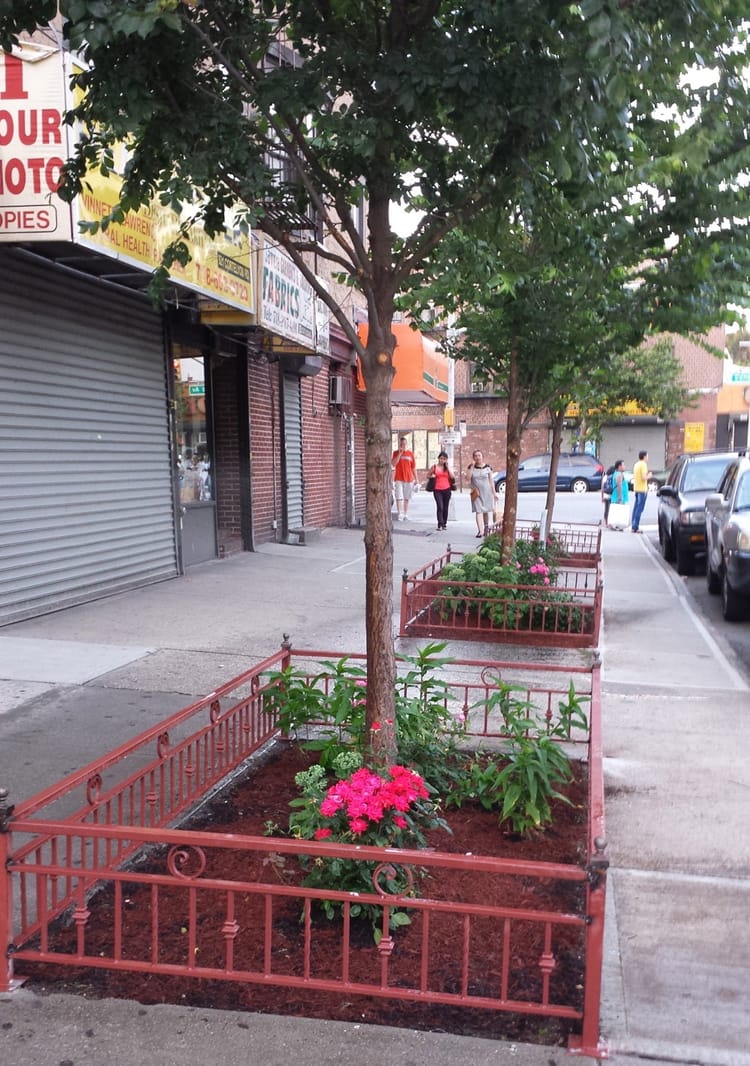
3, 0, 749, 760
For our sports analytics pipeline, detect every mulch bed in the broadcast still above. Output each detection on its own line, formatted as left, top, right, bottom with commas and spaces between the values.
22, 742, 590, 1047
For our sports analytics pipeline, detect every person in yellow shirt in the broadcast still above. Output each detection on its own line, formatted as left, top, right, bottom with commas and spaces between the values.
631, 450, 651, 533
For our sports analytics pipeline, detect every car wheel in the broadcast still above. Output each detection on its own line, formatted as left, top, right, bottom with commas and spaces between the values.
706, 556, 721, 594
495, 479, 506, 495
721, 567, 747, 622
660, 523, 676, 563
570, 478, 588, 494
675, 538, 694, 576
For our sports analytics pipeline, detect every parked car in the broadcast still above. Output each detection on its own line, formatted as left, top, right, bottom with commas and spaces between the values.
494, 453, 603, 494
705, 454, 750, 621
657, 452, 739, 575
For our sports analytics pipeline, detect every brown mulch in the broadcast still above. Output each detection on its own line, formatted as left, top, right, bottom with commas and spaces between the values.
22, 743, 589, 1047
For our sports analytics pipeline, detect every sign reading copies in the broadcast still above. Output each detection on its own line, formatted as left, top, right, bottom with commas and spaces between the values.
260, 242, 330, 355
0, 44, 73, 240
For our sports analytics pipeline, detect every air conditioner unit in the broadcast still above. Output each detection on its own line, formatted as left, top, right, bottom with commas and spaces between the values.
329, 375, 352, 405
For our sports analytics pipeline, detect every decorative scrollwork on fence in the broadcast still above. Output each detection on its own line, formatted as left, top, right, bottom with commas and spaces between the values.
480, 666, 502, 688
167, 844, 207, 881
156, 731, 170, 758
209, 699, 221, 722
371, 862, 415, 899
86, 772, 102, 806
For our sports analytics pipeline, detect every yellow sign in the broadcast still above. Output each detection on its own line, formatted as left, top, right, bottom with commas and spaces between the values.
70, 58, 254, 311
683, 422, 705, 452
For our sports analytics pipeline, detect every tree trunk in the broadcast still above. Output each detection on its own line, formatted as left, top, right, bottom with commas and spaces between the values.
360, 340, 398, 766
500, 346, 523, 561
544, 408, 566, 531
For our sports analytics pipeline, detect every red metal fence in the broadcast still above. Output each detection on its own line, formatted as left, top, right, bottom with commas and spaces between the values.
400, 551, 603, 648
0, 647, 607, 1057
499, 521, 602, 568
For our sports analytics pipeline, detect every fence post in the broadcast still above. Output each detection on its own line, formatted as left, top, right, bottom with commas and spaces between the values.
569, 848, 609, 1057
399, 568, 409, 637
0, 788, 16, 993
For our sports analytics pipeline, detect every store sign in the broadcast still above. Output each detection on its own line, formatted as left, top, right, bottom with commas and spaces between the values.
684, 422, 705, 452
0, 45, 73, 240
260, 242, 330, 355
729, 369, 750, 383
1, 46, 254, 311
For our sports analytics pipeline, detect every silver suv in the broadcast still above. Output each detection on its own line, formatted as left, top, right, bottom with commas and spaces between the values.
705, 454, 750, 621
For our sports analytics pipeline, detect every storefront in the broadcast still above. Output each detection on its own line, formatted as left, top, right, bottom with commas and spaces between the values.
0, 246, 179, 624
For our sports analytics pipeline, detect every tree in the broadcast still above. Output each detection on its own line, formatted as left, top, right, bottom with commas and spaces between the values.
402, 66, 750, 550
3, 1, 749, 761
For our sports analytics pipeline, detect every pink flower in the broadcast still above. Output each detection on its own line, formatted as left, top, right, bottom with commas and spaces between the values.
370, 721, 381, 731
349, 817, 368, 835
314, 827, 332, 840
393, 816, 407, 829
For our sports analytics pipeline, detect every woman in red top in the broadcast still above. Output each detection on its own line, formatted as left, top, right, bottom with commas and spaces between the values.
428, 451, 455, 531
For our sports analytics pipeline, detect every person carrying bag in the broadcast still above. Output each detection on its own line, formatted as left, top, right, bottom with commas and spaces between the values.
428, 451, 454, 531
608, 459, 630, 530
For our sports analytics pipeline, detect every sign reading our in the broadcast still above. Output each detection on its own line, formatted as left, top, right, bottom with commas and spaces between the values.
0, 45, 73, 240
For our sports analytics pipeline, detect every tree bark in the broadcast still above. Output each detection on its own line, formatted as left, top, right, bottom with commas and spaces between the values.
500, 345, 523, 561
360, 336, 397, 766
544, 407, 566, 531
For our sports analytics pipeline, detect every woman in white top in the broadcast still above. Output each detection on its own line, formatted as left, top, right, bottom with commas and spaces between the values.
468, 450, 497, 538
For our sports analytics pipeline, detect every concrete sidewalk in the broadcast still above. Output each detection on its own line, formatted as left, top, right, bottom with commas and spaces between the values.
1, 497, 749, 1065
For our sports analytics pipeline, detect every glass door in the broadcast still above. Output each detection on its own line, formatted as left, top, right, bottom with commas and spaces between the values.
174, 351, 218, 566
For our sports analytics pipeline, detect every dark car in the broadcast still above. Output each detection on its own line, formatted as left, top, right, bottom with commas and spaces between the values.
657, 451, 739, 575
705, 454, 750, 620
494, 453, 604, 495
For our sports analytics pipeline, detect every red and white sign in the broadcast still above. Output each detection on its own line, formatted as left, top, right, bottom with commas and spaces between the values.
0, 43, 72, 240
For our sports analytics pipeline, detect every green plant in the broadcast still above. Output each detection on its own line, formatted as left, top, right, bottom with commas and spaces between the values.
263, 657, 368, 768
435, 536, 590, 634
288, 754, 449, 939
447, 681, 588, 836
394, 642, 465, 792
265, 647, 468, 784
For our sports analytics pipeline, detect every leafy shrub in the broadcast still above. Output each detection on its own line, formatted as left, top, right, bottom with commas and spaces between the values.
446, 681, 590, 836
435, 535, 591, 633
264, 643, 465, 791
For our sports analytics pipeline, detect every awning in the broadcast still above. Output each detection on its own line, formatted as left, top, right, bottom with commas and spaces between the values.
357, 322, 449, 405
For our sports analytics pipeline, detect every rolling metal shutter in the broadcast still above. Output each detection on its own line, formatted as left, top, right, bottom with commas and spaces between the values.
282, 374, 304, 534
0, 249, 178, 625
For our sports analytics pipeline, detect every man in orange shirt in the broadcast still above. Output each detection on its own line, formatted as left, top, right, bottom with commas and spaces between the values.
391, 435, 417, 521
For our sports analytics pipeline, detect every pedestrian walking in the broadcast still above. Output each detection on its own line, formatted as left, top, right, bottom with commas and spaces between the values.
427, 451, 455, 530
631, 449, 650, 533
608, 459, 629, 530
391, 435, 417, 521
467, 449, 497, 538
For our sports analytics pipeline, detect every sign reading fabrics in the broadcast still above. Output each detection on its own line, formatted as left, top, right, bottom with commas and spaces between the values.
0, 46, 253, 312
260, 242, 331, 355
0, 44, 73, 240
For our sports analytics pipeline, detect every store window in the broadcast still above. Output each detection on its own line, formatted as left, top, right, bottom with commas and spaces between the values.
174, 354, 212, 503
391, 430, 441, 469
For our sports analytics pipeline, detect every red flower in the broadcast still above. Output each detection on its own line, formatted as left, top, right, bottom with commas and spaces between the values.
314, 827, 332, 840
